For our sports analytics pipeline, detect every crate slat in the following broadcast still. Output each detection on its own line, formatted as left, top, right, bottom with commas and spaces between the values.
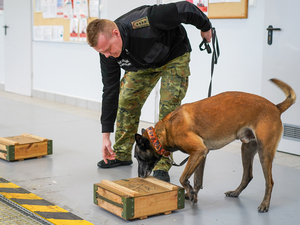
0, 137, 19, 145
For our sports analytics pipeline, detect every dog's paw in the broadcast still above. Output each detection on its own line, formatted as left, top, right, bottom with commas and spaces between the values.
185, 191, 198, 204
225, 191, 239, 197
258, 204, 269, 213
184, 193, 189, 200
190, 192, 198, 204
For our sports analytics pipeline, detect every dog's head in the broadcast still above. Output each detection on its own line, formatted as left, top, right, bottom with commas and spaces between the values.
134, 129, 162, 178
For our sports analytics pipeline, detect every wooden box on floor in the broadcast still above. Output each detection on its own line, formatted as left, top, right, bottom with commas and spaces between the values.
0, 133, 52, 161
94, 176, 185, 220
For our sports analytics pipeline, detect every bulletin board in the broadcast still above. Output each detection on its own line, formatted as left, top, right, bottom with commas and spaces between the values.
33, 13, 97, 42
33, 1, 98, 42
208, 0, 248, 19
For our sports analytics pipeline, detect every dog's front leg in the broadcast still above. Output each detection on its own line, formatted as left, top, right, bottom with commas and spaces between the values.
180, 151, 207, 205
194, 156, 207, 193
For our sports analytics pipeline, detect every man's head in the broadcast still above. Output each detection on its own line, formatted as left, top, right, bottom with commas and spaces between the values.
87, 19, 123, 58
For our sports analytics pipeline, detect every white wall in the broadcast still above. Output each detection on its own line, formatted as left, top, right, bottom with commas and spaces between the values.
0, 10, 4, 87
1, 0, 266, 114
32, 41, 101, 102
183, 1, 265, 104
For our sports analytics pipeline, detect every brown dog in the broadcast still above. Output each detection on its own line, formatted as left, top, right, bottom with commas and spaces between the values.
134, 79, 296, 213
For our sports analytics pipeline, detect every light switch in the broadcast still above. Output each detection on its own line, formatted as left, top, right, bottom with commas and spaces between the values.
249, 0, 257, 7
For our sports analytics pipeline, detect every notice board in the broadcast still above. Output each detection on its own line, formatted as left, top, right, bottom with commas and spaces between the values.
33, 0, 98, 42
208, 0, 249, 19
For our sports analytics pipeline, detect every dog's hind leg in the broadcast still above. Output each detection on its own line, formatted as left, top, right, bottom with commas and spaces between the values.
257, 140, 278, 213
194, 156, 207, 193
225, 141, 258, 197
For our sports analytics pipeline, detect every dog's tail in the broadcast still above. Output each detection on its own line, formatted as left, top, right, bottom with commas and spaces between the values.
270, 78, 296, 114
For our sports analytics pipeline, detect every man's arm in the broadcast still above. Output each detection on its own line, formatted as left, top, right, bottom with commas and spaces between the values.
99, 54, 120, 163
100, 53, 121, 133
149, 1, 211, 32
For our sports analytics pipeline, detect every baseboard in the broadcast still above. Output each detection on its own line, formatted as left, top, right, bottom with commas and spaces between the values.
32, 89, 101, 111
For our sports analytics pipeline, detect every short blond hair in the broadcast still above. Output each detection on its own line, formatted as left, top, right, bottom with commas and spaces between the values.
86, 19, 117, 47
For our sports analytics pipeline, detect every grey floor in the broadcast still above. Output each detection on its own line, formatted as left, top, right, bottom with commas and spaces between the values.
0, 90, 300, 225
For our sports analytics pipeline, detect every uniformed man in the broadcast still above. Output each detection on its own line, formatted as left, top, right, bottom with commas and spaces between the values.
87, 1, 212, 182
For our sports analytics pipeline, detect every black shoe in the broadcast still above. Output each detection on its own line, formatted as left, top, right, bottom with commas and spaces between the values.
97, 159, 133, 168
153, 170, 170, 182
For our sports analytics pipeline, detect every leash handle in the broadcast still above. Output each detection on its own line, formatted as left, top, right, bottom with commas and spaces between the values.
199, 39, 211, 54
200, 27, 220, 97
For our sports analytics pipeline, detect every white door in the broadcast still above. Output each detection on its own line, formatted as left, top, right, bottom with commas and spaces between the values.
4, 0, 32, 96
261, 0, 300, 155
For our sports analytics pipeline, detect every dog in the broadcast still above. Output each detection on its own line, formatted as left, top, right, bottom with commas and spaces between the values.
134, 79, 296, 213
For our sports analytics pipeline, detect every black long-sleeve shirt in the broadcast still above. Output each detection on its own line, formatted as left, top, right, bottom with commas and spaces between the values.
100, 1, 211, 132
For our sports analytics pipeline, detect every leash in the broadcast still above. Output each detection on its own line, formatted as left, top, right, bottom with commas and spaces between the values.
167, 155, 190, 167
168, 28, 221, 167
199, 27, 220, 97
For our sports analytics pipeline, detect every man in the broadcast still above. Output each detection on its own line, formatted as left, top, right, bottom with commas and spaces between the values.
87, 1, 212, 182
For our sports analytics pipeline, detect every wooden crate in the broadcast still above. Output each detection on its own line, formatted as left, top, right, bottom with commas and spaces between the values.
94, 176, 185, 220
0, 133, 52, 161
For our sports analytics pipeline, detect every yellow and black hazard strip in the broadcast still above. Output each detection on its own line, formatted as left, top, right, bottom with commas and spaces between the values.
0, 177, 93, 225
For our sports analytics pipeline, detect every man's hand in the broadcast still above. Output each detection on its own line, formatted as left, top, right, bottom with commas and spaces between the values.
102, 133, 116, 164
201, 29, 212, 43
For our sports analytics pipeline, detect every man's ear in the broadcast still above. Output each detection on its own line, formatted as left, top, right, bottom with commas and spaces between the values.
112, 28, 120, 37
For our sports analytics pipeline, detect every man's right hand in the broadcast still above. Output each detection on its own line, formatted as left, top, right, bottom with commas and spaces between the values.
102, 133, 116, 164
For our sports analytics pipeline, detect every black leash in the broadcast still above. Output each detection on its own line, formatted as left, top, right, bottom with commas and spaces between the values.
199, 27, 220, 97
170, 28, 220, 168
170, 155, 190, 167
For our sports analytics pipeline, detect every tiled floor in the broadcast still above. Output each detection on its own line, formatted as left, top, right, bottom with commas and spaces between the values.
0, 90, 300, 225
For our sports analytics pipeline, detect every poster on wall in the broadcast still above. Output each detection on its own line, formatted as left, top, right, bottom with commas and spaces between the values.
63, 0, 73, 19
57, 0, 64, 17
89, 0, 99, 18
79, 18, 87, 41
73, 0, 89, 18
43, 26, 53, 41
53, 25, 64, 41
33, 26, 52, 41
70, 18, 79, 41
35, 0, 42, 12
80, 0, 89, 18
73, 0, 81, 18
34, 26, 44, 40
42, 0, 57, 18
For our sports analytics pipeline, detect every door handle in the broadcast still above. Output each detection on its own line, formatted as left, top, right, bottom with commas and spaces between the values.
267, 25, 281, 45
3, 25, 9, 35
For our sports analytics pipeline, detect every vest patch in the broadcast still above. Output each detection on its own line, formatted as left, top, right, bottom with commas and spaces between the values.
131, 16, 150, 29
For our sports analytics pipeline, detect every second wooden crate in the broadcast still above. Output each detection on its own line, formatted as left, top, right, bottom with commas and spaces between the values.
0, 133, 52, 161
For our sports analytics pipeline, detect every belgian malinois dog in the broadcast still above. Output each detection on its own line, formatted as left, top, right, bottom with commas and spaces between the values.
134, 79, 296, 212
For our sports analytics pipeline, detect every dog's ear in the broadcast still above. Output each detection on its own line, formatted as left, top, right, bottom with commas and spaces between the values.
135, 134, 148, 151
141, 128, 146, 134
135, 134, 143, 144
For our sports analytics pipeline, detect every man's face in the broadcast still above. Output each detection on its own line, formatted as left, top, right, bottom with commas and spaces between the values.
93, 29, 122, 58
